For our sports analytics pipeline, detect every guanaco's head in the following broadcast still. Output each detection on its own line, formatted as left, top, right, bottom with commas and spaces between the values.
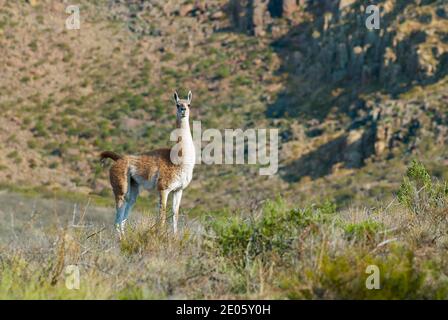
174, 90, 192, 120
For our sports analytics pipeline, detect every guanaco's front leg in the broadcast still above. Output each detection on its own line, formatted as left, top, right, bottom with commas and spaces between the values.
159, 189, 169, 227
172, 189, 183, 235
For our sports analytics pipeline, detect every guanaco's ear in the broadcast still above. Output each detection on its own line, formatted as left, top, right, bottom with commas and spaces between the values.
174, 91, 179, 103
187, 90, 192, 104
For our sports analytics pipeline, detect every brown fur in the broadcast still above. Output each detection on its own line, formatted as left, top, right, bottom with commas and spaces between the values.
130, 148, 180, 191
100, 151, 122, 162
101, 147, 186, 227
103, 148, 181, 193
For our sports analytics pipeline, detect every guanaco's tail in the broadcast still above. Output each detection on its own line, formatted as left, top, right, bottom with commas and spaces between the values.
100, 151, 122, 166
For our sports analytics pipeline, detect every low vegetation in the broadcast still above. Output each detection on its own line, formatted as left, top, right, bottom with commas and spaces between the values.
2, 161, 448, 299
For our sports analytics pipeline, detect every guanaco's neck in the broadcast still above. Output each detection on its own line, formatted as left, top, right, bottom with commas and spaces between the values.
176, 117, 195, 166
176, 116, 190, 130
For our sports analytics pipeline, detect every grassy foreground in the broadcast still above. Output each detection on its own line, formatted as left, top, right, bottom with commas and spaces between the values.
1, 160, 448, 299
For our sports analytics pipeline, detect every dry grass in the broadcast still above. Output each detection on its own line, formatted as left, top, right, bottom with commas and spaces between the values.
2, 161, 448, 300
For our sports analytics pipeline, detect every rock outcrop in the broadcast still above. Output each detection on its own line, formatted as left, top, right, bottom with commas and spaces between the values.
228, 0, 304, 36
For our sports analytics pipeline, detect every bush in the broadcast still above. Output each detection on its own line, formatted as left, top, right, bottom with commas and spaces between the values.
232, 76, 253, 87
7, 150, 19, 159
33, 121, 48, 137
161, 52, 175, 62
313, 245, 431, 299
210, 198, 337, 267
343, 220, 383, 242
126, 94, 146, 111
215, 65, 231, 79
397, 160, 448, 213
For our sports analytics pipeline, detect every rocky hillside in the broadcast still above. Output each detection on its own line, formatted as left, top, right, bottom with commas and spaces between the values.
0, 0, 447, 211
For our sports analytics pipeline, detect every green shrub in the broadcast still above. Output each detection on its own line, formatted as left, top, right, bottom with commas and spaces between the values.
126, 94, 145, 111
215, 65, 231, 79
20, 76, 30, 83
33, 121, 48, 137
343, 220, 383, 242
49, 162, 59, 169
313, 245, 430, 299
210, 198, 336, 267
397, 160, 448, 213
7, 150, 19, 159
232, 76, 253, 86
161, 52, 175, 62
194, 58, 214, 74
28, 40, 38, 52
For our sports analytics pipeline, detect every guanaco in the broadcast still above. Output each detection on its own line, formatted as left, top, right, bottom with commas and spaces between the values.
100, 91, 195, 238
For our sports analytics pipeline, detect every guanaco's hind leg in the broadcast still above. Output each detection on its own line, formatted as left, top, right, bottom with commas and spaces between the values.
110, 160, 129, 238
124, 179, 139, 222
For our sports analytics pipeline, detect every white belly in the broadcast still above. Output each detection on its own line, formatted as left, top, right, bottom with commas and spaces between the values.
170, 165, 194, 191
